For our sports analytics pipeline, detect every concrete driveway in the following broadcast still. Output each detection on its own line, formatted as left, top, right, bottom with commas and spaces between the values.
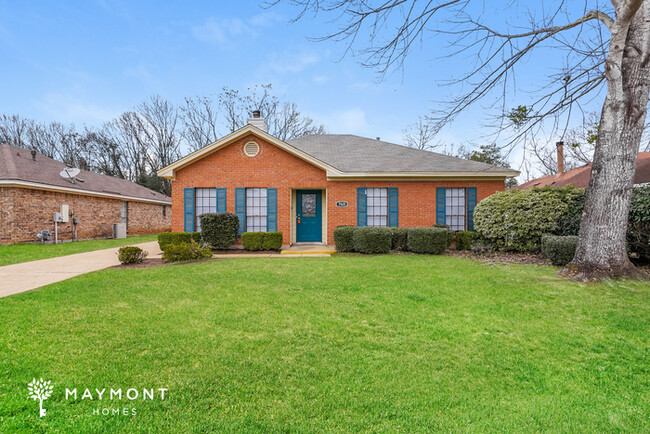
0, 241, 162, 298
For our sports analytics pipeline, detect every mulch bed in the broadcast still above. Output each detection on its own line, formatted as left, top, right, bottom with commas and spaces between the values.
212, 250, 281, 255
447, 249, 553, 266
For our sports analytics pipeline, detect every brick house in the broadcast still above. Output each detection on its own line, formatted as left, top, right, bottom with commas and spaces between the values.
158, 113, 519, 246
1, 143, 171, 244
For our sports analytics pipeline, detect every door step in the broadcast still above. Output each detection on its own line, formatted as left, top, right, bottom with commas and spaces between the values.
281, 245, 336, 255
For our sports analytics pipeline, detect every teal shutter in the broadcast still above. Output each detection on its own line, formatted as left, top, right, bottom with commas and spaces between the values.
267, 188, 277, 232
235, 188, 246, 236
388, 187, 399, 227
467, 187, 477, 231
216, 188, 227, 213
357, 187, 367, 226
183, 188, 194, 232
436, 187, 446, 225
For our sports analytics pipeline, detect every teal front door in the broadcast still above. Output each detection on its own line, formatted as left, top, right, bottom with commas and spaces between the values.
296, 190, 322, 242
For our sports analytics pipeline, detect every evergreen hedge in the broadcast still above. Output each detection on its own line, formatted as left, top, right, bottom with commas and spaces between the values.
407, 227, 448, 254
333, 226, 357, 252
541, 235, 578, 266
455, 231, 477, 251
199, 213, 239, 250
352, 227, 393, 254
242, 232, 283, 251
158, 232, 202, 251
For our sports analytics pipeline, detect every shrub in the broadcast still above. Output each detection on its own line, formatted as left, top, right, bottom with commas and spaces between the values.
390, 228, 409, 251
241, 232, 264, 251
117, 246, 147, 264
407, 227, 448, 254
628, 185, 650, 261
333, 226, 357, 252
199, 213, 239, 249
162, 240, 212, 262
158, 232, 202, 251
557, 189, 586, 236
541, 235, 578, 266
241, 232, 283, 251
455, 231, 477, 251
261, 232, 283, 250
470, 239, 493, 256
352, 227, 392, 254
473, 186, 583, 253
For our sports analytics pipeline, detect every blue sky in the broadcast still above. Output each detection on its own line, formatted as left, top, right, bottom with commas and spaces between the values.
0, 0, 606, 173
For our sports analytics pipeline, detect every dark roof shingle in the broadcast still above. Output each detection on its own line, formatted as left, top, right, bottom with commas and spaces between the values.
0, 143, 170, 203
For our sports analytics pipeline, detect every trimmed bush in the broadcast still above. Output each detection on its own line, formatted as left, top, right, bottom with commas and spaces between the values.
118, 246, 147, 264
158, 232, 202, 251
333, 226, 357, 252
199, 213, 239, 249
470, 239, 493, 256
352, 227, 392, 254
541, 235, 578, 266
628, 185, 650, 261
474, 186, 583, 253
262, 232, 283, 250
162, 240, 212, 262
455, 231, 477, 251
390, 228, 409, 251
242, 232, 283, 251
407, 227, 448, 254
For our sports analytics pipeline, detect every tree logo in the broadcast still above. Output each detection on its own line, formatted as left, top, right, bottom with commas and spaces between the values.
27, 378, 53, 417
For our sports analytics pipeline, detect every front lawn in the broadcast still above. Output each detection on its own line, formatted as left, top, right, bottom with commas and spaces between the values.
0, 234, 158, 266
0, 255, 647, 432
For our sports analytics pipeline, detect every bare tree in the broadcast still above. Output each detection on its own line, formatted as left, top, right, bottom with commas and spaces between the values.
403, 116, 439, 151
270, 0, 650, 279
181, 95, 221, 151
269, 101, 326, 140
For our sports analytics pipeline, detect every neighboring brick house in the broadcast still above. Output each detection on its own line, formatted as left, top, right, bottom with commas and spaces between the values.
158, 113, 519, 246
0, 143, 171, 244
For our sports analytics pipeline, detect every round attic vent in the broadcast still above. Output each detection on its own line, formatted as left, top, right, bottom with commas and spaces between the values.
244, 142, 260, 157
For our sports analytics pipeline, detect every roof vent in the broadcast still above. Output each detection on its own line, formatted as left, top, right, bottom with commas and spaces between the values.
244, 142, 260, 157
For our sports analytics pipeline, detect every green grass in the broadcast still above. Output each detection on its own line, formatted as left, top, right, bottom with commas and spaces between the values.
0, 235, 158, 266
0, 255, 648, 432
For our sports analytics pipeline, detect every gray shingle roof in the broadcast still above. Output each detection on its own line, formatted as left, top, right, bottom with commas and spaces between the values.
286, 134, 518, 174
0, 143, 170, 203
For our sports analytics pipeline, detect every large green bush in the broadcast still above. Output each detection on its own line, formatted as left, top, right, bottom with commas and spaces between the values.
158, 232, 202, 251
117, 246, 147, 264
242, 232, 283, 251
541, 235, 578, 266
628, 185, 650, 260
390, 228, 409, 251
455, 231, 477, 251
407, 227, 448, 254
352, 227, 393, 254
474, 186, 583, 253
199, 213, 239, 249
333, 226, 357, 252
162, 240, 212, 262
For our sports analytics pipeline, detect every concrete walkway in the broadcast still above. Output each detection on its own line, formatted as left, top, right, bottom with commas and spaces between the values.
0, 241, 162, 298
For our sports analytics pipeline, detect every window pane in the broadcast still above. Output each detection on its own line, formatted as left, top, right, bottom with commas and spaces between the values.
445, 188, 466, 231
245, 188, 267, 232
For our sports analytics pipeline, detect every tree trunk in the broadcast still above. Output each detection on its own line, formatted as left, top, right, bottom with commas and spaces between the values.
562, 2, 650, 280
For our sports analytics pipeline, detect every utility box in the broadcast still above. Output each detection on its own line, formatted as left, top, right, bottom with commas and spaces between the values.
112, 223, 127, 239
53, 212, 64, 223
60, 204, 70, 222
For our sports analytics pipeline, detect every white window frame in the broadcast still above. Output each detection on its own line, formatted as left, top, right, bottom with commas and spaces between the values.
195, 188, 216, 231
367, 187, 388, 227
246, 188, 267, 232
446, 187, 466, 231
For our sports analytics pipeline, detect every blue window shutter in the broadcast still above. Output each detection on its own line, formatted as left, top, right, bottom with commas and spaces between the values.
183, 188, 194, 232
235, 188, 246, 236
216, 188, 227, 213
388, 187, 399, 227
436, 187, 446, 225
267, 188, 277, 232
467, 187, 477, 231
357, 187, 367, 226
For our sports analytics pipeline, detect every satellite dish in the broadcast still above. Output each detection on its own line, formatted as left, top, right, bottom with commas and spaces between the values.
60, 167, 81, 184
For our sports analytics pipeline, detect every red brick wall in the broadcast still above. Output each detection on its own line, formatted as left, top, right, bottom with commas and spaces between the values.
171, 134, 506, 245
0, 187, 171, 244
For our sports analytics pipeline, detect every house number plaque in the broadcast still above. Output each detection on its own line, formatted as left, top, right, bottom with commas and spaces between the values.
336, 201, 348, 208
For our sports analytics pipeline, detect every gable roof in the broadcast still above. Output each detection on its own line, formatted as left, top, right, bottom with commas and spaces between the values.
158, 125, 519, 180
516, 152, 650, 190
0, 143, 170, 204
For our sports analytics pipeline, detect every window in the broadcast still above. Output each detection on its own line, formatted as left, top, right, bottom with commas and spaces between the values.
162, 205, 166, 217
121, 201, 128, 226
367, 187, 388, 227
246, 188, 267, 232
446, 188, 466, 231
195, 188, 216, 231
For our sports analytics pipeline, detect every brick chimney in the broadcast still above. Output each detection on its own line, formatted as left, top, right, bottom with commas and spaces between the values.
247, 110, 267, 132
556, 141, 564, 174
